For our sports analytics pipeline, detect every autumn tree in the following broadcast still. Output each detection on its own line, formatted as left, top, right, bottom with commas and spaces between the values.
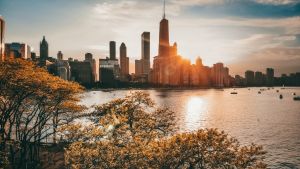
62, 92, 267, 169
0, 59, 85, 169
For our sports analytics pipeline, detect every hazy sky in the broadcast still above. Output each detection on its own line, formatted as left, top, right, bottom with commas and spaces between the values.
1, 0, 300, 76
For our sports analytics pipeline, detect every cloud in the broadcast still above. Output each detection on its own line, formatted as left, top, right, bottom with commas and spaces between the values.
170, 0, 224, 6
229, 47, 300, 76
254, 0, 299, 5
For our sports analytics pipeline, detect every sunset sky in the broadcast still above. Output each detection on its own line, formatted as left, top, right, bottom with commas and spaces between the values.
1, 0, 300, 76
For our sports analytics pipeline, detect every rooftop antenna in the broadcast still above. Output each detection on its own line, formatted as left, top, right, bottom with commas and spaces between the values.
163, 0, 166, 19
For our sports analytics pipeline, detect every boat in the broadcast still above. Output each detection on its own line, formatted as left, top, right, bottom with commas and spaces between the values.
279, 94, 283, 99
294, 96, 300, 101
230, 92, 238, 94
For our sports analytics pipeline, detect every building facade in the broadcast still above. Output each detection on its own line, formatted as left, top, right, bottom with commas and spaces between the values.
40, 36, 48, 61
5, 43, 31, 59
245, 70, 255, 86
109, 41, 116, 60
84, 53, 97, 82
0, 17, 4, 62
120, 43, 129, 78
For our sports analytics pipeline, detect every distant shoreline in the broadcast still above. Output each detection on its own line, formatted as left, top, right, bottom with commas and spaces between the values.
87, 86, 300, 91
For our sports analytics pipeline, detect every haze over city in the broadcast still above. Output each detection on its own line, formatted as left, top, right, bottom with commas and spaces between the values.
1, 0, 300, 76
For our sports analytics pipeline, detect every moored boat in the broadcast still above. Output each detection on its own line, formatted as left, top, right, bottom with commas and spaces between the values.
294, 96, 300, 101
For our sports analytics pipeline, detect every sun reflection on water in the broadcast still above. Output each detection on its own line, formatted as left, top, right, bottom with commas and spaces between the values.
185, 96, 208, 131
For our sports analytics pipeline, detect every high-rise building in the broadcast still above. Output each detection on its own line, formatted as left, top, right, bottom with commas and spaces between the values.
266, 68, 274, 86
5, 43, 31, 59
245, 70, 255, 86
120, 43, 129, 76
84, 53, 97, 82
158, 1, 169, 57
0, 16, 5, 62
40, 36, 48, 61
99, 57, 120, 84
211, 63, 225, 88
57, 51, 63, 60
69, 61, 94, 87
255, 71, 264, 86
141, 32, 150, 74
135, 59, 143, 76
109, 41, 116, 60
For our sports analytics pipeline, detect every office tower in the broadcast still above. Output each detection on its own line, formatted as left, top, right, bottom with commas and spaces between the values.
69, 61, 94, 87
266, 68, 274, 86
84, 53, 97, 82
255, 71, 263, 86
142, 32, 150, 74
135, 59, 142, 76
120, 43, 129, 76
0, 17, 4, 62
158, 0, 169, 57
31, 52, 37, 61
245, 70, 255, 86
40, 36, 48, 61
5, 43, 31, 59
99, 58, 120, 84
212, 63, 225, 88
109, 41, 116, 60
57, 51, 63, 60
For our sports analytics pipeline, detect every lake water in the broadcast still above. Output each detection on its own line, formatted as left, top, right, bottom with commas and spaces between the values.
81, 87, 300, 169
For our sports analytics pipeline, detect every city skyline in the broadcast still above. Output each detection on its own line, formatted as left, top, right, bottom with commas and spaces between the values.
1, 0, 300, 76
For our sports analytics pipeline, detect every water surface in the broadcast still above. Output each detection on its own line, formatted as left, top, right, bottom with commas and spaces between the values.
81, 87, 300, 168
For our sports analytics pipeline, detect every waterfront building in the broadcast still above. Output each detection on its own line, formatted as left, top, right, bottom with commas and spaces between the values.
5, 43, 31, 59
69, 61, 94, 87
151, 1, 229, 87
109, 41, 116, 60
255, 71, 264, 86
40, 36, 48, 61
211, 63, 226, 88
57, 51, 63, 60
266, 68, 274, 86
245, 70, 255, 86
84, 53, 97, 82
0, 16, 4, 62
120, 43, 129, 80
141, 32, 150, 74
99, 57, 120, 84
135, 59, 143, 76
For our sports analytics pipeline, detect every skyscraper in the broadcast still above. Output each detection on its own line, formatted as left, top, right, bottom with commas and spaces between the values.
245, 70, 255, 86
0, 16, 5, 62
120, 43, 129, 76
266, 68, 274, 86
57, 51, 63, 60
142, 32, 150, 74
158, 0, 169, 57
109, 41, 116, 60
84, 53, 97, 82
40, 36, 48, 61
212, 63, 225, 88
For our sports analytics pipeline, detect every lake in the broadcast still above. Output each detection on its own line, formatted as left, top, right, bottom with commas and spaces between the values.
81, 87, 300, 169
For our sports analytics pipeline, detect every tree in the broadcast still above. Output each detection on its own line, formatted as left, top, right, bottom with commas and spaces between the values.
0, 59, 85, 169
62, 92, 267, 169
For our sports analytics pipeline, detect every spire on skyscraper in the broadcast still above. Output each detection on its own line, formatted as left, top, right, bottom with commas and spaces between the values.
163, 0, 166, 19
